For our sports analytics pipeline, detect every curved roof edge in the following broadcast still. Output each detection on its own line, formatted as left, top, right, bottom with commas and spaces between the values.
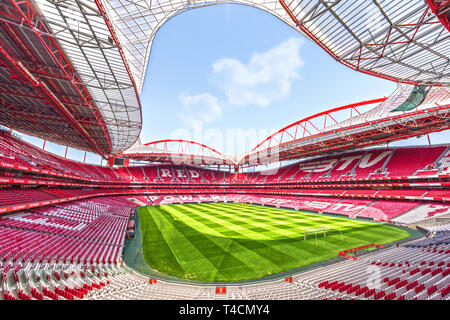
34, 0, 143, 154
106, 0, 450, 93
119, 139, 237, 166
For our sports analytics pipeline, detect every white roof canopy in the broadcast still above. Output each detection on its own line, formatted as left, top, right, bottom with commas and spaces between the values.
104, 0, 450, 92
32, 0, 450, 155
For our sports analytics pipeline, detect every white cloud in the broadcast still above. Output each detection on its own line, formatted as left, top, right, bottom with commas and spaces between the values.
177, 92, 223, 128
212, 38, 304, 107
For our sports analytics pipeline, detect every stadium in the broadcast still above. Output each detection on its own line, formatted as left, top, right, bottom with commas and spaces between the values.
0, 0, 449, 302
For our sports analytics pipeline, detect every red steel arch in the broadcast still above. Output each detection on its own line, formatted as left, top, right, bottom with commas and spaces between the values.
427, 0, 450, 32
144, 139, 226, 158
121, 139, 236, 165
248, 97, 387, 154
239, 98, 450, 166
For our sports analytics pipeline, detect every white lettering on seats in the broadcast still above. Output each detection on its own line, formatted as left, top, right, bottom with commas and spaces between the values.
188, 170, 200, 178
358, 151, 390, 168
306, 201, 331, 209
300, 158, 337, 173
335, 154, 362, 171
161, 195, 175, 202
176, 169, 187, 178
330, 203, 366, 212
160, 168, 172, 177
259, 198, 291, 205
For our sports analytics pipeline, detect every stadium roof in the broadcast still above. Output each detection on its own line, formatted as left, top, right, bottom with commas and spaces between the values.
239, 84, 450, 166
103, 0, 450, 90
119, 139, 236, 165
0, 0, 142, 155
0, 0, 449, 160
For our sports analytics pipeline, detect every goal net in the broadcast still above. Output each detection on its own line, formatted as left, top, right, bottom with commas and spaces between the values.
303, 225, 345, 244
303, 226, 330, 241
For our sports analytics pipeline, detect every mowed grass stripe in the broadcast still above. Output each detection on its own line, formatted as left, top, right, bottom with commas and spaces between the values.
181, 204, 299, 239
206, 202, 299, 220
175, 205, 316, 274
165, 205, 292, 266
157, 208, 257, 281
145, 206, 221, 278
176, 203, 405, 252
139, 206, 185, 276
166, 204, 258, 238
202, 202, 342, 227
138, 203, 411, 281
215, 203, 382, 232
158, 208, 265, 280
168, 204, 312, 260
163, 204, 360, 271
220, 202, 360, 225
199, 203, 306, 226
174, 204, 305, 246
197, 203, 317, 234
190, 203, 362, 263
199, 202, 361, 235
166, 203, 401, 263
169, 204, 272, 240
159, 205, 282, 279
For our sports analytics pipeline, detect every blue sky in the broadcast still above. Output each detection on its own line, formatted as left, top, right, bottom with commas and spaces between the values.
15, 4, 449, 164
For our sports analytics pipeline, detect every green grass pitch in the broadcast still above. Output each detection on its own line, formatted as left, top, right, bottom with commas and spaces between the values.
138, 203, 410, 281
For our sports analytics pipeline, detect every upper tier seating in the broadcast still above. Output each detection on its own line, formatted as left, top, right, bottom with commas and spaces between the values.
1, 129, 449, 185
424, 189, 450, 199
253, 146, 448, 183
385, 146, 447, 177
376, 189, 428, 198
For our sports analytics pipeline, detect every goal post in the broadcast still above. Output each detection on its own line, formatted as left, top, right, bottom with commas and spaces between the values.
303, 226, 344, 243
303, 226, 329, 244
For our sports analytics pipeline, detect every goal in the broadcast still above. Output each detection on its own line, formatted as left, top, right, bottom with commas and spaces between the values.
303, 226, 344, 244
303, 226, 329, 240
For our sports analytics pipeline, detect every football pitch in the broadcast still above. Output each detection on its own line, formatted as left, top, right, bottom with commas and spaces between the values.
138, 203, 410, 281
